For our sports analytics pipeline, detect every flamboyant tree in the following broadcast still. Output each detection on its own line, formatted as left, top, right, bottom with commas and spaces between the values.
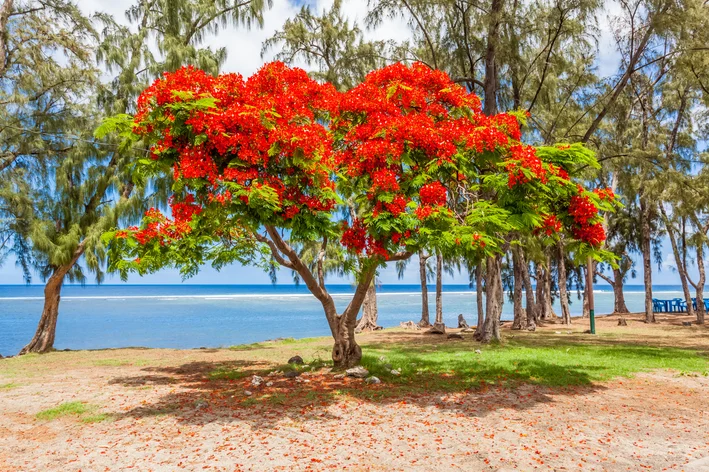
104, 62, 610, 365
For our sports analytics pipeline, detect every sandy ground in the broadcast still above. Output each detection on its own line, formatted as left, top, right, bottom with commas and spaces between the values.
1, 313, 709, 471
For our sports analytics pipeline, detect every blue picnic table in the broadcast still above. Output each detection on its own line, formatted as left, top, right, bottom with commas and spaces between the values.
652, 297, 709, 313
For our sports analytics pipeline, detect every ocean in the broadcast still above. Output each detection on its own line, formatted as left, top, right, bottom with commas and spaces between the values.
0, 284, 687, 357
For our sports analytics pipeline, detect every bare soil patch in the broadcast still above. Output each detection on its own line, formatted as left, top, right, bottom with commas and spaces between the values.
1, 314, 709, 471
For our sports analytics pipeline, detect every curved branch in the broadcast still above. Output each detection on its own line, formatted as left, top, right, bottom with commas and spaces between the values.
253, 232, 296, 270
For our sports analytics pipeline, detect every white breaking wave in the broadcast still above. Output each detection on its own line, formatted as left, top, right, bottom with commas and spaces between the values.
1, 289, 687, 302
0, 290, 481, 301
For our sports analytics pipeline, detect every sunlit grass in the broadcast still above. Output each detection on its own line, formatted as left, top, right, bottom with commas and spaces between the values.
356, 336, 709, 392
36, 401, 91, 420
36, 401, 113, 423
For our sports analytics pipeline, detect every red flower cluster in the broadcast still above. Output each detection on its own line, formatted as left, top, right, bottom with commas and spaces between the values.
573, 223, 606, 247
415, 206, 435, 220
568, 194, 605, 246
134, 63, 339, 223
506, 145, 547, 187
116, 195, 203, 246
568, 195, 597, 225
127, 61, 591, 260
332, 63, 527, 255
340, 219, 368, 254
339, 219, 394, 259
170, 195, 202, 224
419, 182, 447, 206
550, 164, 569, 181
594, 187, 615, 201
471, 233, 486, 248
371, 169, 400, 192
538, 214, 563, 236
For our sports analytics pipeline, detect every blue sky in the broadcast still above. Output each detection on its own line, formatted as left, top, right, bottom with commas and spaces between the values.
0, 1, 691, 287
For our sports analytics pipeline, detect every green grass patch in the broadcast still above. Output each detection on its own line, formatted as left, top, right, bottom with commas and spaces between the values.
277, 337, 320, 345
357, 336, 709, 393
228, 342, 266, 351
267, 392, 287, 405
36, 401, 91, 420
0, 382, 19, 389
36, 401, 113, 423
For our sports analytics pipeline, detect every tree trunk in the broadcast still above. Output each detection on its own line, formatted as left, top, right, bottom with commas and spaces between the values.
511, 246, 525, 330
660, 205, 695, 318
639, 194, 655, 323
356, 281, 380, 332
543, 253, 556, 320
611, 267, 630, 314
480, 255, 503, 343
482, 0, 503, 115
20, 242, 86, 355
332, 313, 363, 369
518, 250, 537, 330
435, 252, 443, 325
558, 240, 571, 325
19, 269, 65, 354
535, 264, 547, 321
582, 287, 589, 318
418, 251, 430, 327
474, 264, 484, 337
331, 270, 377, 368
694, 243, 706, 325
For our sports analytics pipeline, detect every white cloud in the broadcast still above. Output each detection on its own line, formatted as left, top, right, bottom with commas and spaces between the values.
76, 0, 414, 78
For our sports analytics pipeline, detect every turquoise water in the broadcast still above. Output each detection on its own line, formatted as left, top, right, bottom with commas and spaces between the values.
0, 284, 685, 356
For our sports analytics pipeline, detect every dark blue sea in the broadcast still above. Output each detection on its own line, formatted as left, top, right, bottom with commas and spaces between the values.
0, 284, 685, 356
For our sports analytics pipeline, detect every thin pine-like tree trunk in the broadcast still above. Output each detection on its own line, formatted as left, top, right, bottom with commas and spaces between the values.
418, 251, 430, 327
536, 265, 547, 321
543, 253, 556, 320
435, 252, 443, 325
511, 247, 525, 330
612, 268, 630, 314
660, 206, 695, 318
558, 240, 571, 325
475, 265, 484, 337
640, 194, 655, 323
519, 254, 537, 330
694, 243, 706, 325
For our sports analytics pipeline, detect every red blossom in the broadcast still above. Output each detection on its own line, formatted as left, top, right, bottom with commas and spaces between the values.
568, 195, 598, 225
593, 187, 615, 201
506, 145, 546, 188
125, 61, 602, 261
573, 222, 606, 247
538, 214, 563, 236
419, 182, 447, 206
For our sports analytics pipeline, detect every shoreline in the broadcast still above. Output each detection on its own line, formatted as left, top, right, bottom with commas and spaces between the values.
1, 311, 665, 358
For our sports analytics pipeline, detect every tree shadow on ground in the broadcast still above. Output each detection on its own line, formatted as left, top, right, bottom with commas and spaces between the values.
107, 356, 607, 430
105, 327, 709, 430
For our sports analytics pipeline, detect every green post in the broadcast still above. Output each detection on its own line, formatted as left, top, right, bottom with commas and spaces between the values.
587, 255, 596, 334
